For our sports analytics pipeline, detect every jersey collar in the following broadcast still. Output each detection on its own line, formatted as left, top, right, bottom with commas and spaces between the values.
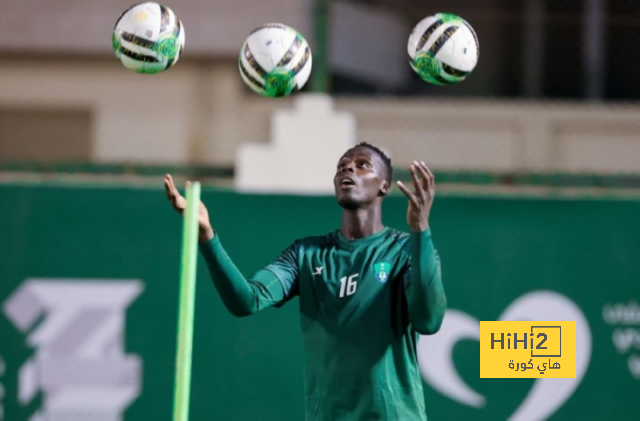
335, 226, 390, 250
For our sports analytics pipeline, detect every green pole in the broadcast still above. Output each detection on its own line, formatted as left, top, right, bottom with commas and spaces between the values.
311, 0, 330, 92
172, 181, 201, 421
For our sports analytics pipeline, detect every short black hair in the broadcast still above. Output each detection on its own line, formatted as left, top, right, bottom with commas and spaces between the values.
356, 142, 393, 185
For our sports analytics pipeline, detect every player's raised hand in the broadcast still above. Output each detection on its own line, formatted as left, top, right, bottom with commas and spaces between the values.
164, 174, 214, 242
396, 161, 435, 232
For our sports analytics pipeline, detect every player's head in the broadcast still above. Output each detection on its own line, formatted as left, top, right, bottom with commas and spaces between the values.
334, 142, 393, 209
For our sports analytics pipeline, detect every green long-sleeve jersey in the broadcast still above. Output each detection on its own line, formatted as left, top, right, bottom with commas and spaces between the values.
199, 226, 446, 421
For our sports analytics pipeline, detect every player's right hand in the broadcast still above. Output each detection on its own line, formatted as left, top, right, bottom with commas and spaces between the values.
164, 174, 214, 243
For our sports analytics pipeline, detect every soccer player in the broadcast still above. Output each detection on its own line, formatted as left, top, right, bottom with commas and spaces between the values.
164, 142, 446, 420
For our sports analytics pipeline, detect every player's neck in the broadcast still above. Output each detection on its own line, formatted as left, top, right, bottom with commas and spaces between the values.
340, 207, 384, 239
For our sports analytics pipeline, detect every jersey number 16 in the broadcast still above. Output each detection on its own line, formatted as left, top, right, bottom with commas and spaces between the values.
339, 273, 359, 298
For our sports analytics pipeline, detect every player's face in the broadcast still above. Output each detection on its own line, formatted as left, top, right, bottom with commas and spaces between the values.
334, 146, 389, 209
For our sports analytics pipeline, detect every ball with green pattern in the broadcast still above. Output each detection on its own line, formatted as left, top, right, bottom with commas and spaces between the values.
238, 23, 313, 98
407, 13, 479, 86
112, 2, 185, 74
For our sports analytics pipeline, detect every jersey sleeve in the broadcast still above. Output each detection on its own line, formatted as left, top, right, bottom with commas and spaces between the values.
401, 229, 446, 335
255, 242, 299, 306
199, 235, 294, 316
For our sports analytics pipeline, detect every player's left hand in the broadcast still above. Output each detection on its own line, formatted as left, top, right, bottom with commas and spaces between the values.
396, 161, 435, 232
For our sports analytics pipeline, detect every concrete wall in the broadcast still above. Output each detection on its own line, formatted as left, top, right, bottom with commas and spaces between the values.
0, 0, 311, 56
0, 58, 279, 165
337, 99, 640, 174
1, 58, 639, 175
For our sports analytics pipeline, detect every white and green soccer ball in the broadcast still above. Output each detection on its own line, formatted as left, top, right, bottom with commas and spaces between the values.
238, 23, 313, 98
112, 2, 185, 74
407, 13, 479, 86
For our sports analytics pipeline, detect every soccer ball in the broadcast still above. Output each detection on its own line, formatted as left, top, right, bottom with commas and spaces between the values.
112, 2, 185, 74
407, 13, 479, 85
238, 23, 312, 97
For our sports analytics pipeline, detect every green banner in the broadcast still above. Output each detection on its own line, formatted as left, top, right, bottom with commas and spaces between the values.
1, 184, 639, 420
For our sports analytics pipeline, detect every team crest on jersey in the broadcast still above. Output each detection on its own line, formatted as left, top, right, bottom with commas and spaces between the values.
373, 262, 390, 283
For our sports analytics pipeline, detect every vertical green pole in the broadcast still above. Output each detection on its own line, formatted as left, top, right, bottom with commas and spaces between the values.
172, 181, 201, 421
311, 0, 330, 92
